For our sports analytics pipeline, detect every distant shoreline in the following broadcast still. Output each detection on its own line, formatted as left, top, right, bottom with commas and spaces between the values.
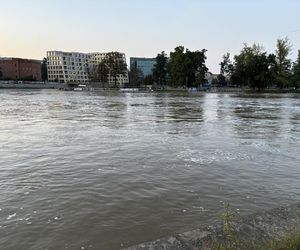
0, 82, 64, 90
0, 81, 299, 94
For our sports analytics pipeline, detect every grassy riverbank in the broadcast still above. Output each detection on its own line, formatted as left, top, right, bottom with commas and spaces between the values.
215, 205, 300, 250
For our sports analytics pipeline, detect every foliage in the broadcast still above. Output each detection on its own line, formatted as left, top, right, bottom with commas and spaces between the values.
215, 205, 300, 250
97, 52, 128, 86
292, 50, 300, 89
168, 46, 190, 87
186, 49, 208, 86
274, 230, 300, 250
143, 74, 154, 86
215, 204, 241, 250
89, 61, 109, 83
129, 67, 144, 87
275, 37, 292, 88
219, 53, 234, 85
153, 51, 168, 85
167, 46, 208, 87
231, 44, 278, 90
41, 57, 48, 81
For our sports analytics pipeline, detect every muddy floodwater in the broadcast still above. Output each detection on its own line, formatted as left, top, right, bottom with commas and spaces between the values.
0, 90, 300, 249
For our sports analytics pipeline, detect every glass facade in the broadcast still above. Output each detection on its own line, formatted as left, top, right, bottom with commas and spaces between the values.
130, 57, 156, 77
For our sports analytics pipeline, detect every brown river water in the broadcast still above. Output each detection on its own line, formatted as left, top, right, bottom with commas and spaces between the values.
0, 90, 299, 249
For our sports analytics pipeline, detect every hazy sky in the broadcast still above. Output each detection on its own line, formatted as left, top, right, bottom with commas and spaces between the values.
1, 0, 299, 73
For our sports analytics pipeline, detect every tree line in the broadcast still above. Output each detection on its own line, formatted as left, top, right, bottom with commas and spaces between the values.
130, 37, 300, 90
218, 37, 300, 89
129, 46, 208, 88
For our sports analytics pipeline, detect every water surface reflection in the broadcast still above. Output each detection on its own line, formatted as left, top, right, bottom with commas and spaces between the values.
0, 90, 299, 249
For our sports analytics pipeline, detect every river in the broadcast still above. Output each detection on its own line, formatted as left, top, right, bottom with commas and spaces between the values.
0, 90, 299, 249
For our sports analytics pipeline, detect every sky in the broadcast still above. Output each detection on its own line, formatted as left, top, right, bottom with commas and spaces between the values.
0, 0, 299, 73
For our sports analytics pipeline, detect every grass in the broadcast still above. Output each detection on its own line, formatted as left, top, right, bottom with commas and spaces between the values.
272, 230, 300, 250
214, 204, 300, 250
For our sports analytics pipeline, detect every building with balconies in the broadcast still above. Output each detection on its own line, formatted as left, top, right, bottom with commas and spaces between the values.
46, 51, 129, 85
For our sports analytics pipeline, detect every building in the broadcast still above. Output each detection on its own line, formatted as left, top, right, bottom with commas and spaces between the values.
130, 57, 156, 77
0, 57, 42, 81
205, 72, 219, 85
46, 51, 129, 85
46, 51, 90, 83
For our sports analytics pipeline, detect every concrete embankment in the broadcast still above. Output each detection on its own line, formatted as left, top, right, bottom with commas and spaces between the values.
0, 82, 64, 89
126, 203, 300, 250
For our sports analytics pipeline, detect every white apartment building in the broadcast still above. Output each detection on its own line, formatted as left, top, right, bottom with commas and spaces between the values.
46, 51, 129, 85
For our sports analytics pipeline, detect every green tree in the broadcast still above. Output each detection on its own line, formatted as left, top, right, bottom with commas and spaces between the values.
41, 57, 48, 81
219, 53, 234, 85
231, 43, 278, 90
292, 50, 300, 89
101, 52, 128, 87
153, 51, 168, 86
143, 74, 154, 85
276, 37, 292, 88
249, 53, 277, 90
231, 44, 257, 87
168, 46, 190, 87
186, 49, 208, 87
129, 67, 144, 87
167, 46, 208, 88
89, 61, 109, 83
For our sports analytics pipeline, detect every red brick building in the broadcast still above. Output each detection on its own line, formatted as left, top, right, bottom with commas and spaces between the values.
0, 58, 42, 81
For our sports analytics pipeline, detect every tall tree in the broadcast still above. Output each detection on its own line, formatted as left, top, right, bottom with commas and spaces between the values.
152, 51, 168, 86
231, 44, 257, 87
167, 46, 208, 87
276, 37, 292, 88
186, 49, 208, 87
292, 50, 300, 89
89, 61, 109, 83
231, 43, 278, 90
129, 67, 144, 87
101, 52, 128, 86
41, 57, 48, 81
143, 74, 154, 86
168, 46, 190, 87
219, 53, 234, 85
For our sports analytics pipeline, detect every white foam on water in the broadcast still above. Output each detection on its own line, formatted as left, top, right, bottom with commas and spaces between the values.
178, 148, 252, 165
192, 206, 207, 212
7, 213, 17, 220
